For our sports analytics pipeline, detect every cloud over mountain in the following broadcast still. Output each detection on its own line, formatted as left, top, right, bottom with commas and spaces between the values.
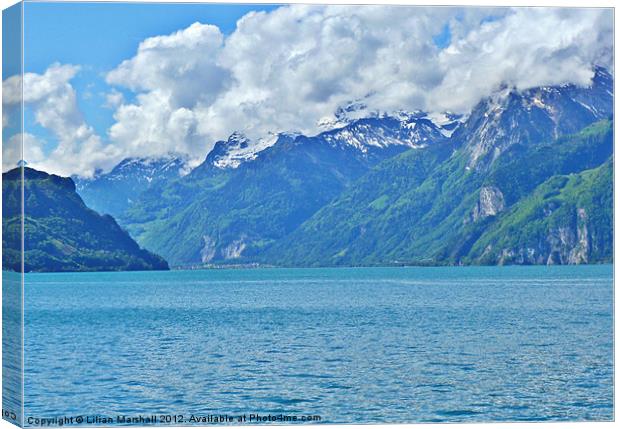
433, 7, 614, 112
3, 5, 613, 176
106, 6, 613, 162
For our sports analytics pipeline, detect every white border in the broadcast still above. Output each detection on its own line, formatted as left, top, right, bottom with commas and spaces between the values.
0, 2, 617, 429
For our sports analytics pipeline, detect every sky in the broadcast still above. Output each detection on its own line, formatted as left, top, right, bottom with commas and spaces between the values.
1, 2, 614, 176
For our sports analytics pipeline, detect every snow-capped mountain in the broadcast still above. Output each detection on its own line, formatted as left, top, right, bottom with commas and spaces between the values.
204, 132, 279, 169
320, 114, 444, 152
91, 155, 189, 183
203, 112, 455, 170
456, 66, 613, 169
124, 114, 454, 266
105, 66, 613, 267
75, 66, 612, 237
423, 111, 465, 137
74, 154, 189, 217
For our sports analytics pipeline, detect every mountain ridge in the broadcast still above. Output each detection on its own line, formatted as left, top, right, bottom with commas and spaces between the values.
264, 119, 612, 267
120, 118, 447, 265
74, 154, 189, 217
67, 66, 614, 268
2, 167, 169, 272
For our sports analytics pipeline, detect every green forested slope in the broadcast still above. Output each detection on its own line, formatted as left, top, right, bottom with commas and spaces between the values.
263, 120, 612, 266
466, 158, 613, 265
2, 168, 169, 272
122, 136, 411, 266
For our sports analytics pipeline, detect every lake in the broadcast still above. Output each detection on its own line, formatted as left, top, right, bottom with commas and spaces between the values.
15, 265, 615, 424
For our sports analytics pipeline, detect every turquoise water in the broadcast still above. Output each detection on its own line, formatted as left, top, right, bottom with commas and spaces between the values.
19, 266, 613, 423
2, 271, 22, 426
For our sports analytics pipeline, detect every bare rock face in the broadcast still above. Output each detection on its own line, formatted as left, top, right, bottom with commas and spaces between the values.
495, 207, 591, 266
222, 238, 247, 260
472, 186, 505, 222
461, 68, 612, 170
546, 226, 577, 265
497, 247, 540, 265
200, 235, 248, 262
546, 208, 590, 265
200, 235, 216, 263
568, 208, 590, 264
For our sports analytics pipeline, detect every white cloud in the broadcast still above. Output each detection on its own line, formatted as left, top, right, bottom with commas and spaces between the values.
103, 5, 613, 166
2, 74, 21, 131
104, 5, 469, 159
103, 89, 124, 109
107, 22, 230, 106
432, 7, 614, 112
104, 22, 230, 161
2, 74, 22, 105
107, 89, 201, 158
2, 133, 46, 172
4, 6, 614, 176
2, 133, 22, 172
198, 5, 452, 141
3, 63, 122, 177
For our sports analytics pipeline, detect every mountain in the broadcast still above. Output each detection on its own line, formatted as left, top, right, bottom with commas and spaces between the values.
263, 117, 612, 266
454, 66, 613, 169
74, 154, 188, 217
2, 167, 169, 272
316, 113, 448, 153
120, 114, 449, 266
200, 112, 448, 171
205, 132, 279, 169
261, 69, 612, 267
466, 157, 612, 265
258, 70, 613, 266
74, 67, 613, 268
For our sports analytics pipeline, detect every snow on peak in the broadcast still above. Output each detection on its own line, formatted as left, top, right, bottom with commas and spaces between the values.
207, 110, 463, 169
317, 115, 349, 131
209, 132, 279, 169
106, 154, 189, 181
74, 154, 189, 192
319, 113, 448, 153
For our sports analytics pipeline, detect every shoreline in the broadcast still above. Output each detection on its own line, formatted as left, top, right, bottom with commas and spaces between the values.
5, 262, 614, 275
